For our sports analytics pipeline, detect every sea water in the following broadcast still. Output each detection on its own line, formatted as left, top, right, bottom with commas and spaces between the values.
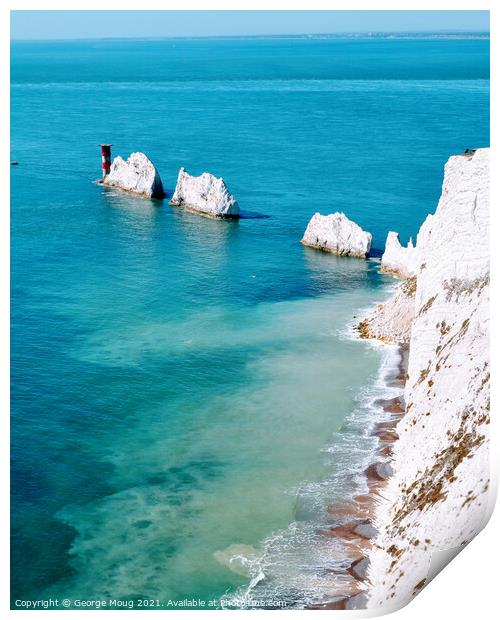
11, 36, 489, 607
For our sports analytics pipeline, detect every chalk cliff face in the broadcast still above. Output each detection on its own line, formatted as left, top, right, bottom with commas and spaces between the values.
361, 149, 490, 612
102, 152, 165, 199
170, 168, 239, 218
301, 212, 372, 257
381, 232, 419, 278
358, 277, 416, 344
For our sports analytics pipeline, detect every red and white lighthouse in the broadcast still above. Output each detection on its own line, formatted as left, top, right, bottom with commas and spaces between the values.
100, 144, 112, 178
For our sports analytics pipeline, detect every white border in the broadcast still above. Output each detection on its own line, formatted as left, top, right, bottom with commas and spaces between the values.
2, 3, 496, 619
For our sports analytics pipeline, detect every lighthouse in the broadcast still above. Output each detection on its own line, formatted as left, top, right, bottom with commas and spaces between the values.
100, 144, 112, 178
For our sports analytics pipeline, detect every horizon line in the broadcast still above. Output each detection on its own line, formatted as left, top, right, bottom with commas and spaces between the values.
11, 30, 491, 43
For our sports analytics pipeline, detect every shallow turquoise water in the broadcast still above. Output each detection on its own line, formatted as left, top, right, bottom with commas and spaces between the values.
11, 37, 489, 607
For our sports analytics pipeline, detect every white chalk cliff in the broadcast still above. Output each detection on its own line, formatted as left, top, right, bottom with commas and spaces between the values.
301, 212, 372, 257
361, 149, 490, 612
170, 168, 239, 218
102, 152, 164, 199
358, 277, 416, 344
381, 232, 419, 278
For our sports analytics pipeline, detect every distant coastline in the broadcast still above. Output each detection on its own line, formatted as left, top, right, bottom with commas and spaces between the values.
11, 31, 490, 43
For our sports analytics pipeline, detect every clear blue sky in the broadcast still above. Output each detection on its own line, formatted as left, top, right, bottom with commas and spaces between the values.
11, 10, 489, 41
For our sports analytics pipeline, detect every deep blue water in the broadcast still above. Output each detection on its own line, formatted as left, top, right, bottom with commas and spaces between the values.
11, 37, 489, 608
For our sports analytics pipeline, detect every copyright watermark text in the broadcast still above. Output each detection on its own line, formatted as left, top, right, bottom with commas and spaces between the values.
15, 599, 161, 610
14, 597, 289, 610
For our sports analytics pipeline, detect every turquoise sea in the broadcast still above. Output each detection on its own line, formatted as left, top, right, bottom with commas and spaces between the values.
11, 37, 489, 608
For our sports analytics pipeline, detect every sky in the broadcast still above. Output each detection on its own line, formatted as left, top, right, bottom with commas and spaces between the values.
10, 10, 490, 41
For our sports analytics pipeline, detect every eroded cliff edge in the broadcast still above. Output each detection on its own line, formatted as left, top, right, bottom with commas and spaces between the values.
359, 148, 490, 611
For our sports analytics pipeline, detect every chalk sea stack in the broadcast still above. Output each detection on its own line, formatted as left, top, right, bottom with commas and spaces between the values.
381, 232, 418, 278
301, 212, 372, 258
170, 168, 239, 219
102, 152, 165, 199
